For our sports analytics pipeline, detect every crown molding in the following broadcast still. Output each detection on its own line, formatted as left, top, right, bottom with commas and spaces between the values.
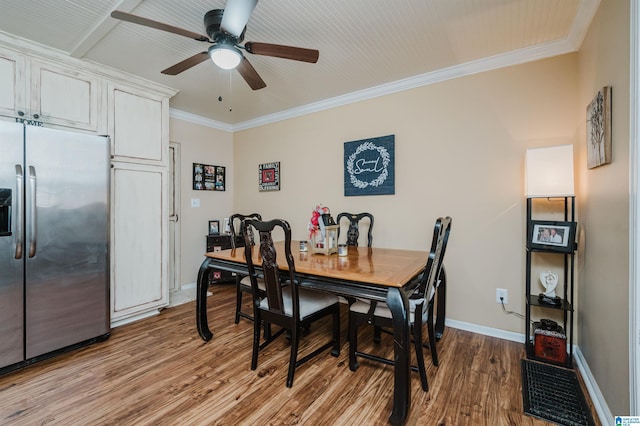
171, 0, 599, 132
169, 109, 234, 132
183, 38, 576, 132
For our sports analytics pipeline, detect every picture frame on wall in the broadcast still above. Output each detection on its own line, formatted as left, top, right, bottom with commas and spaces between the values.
258, 162, 280, 191
193, 163, 225, 191
208, 220, 220, 235
527, 220, 576, 253
586, 86, 612, 169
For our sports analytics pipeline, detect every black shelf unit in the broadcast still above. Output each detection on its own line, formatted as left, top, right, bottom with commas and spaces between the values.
525, 196, 575, 368
206, 234, 244, 285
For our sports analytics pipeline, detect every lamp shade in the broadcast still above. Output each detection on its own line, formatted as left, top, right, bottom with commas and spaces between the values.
525, 145, 575, 198
208, 44, 242, 70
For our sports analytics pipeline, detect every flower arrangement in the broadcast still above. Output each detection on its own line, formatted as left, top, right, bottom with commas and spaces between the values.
308, 204, 330, 240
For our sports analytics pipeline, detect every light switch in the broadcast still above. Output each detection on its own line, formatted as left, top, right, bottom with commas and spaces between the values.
191, 198, 200, 208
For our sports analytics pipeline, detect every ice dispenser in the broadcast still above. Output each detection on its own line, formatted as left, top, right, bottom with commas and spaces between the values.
0, 188, 11, 236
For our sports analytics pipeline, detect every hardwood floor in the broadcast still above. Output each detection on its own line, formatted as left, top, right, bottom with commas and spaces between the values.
0, 284, 600, 425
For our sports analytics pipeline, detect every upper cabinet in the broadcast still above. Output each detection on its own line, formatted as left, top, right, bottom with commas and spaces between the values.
30, 59, 101, 132
0, 48, 102, 131
108, 83, 168, 165
0, 49, 25, 118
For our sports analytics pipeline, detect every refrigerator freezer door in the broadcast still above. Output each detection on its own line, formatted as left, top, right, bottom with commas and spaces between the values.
24, 126, 110, 359
0, 121, 25, 368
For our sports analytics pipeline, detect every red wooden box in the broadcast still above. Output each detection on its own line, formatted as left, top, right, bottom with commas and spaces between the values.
533, 322, 567, 364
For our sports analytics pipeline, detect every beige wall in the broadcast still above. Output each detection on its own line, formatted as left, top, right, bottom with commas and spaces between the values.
233, 54, 579, 334
169, 118, 234, 286
577, 0, 630, 415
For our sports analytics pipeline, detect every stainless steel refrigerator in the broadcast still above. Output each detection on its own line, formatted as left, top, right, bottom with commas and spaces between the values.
0, 121, 110, 372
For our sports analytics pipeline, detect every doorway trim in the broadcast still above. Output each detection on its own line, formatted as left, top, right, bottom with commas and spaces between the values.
169, 142, 182, 293
631, 0, 639, 414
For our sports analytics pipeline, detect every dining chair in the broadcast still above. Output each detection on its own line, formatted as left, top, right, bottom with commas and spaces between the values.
229, 213, 263, 324
336, 212, 374, 247
242, 218, 341, 388
348, 216, 452, 391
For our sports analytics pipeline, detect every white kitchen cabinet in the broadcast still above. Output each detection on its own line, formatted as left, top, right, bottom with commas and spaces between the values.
0, 37, 177, 326
0, 48, 25, 119
0, 46, 101, 131
108, 83, 168, 165
111, 162, 168, 324
30, 59, 101, 131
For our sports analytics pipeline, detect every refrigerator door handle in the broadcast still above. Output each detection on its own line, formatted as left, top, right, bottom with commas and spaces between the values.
28, 165, 37, 258
14, 165, 23, 259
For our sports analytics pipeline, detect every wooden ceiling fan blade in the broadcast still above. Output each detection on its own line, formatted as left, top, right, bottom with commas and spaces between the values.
111, 10, 211, 42
244, 42, 319, 63
161, 52, 209, 75
220, 0, 258, 38
236, 57, 266, 90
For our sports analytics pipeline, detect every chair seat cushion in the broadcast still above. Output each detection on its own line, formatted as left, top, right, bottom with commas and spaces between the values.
259, 286, 338, 320
350, 298, 427, 323
240, 275, 266, 291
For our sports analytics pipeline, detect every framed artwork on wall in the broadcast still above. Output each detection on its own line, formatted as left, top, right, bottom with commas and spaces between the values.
586, 86, 612, 169
344, 134, 395, 196
259, 162, 280, 191
193, 163, 225, 191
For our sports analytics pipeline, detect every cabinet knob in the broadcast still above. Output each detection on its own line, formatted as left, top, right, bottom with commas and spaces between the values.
33, 113, 39, 119
17, 111, 24, 117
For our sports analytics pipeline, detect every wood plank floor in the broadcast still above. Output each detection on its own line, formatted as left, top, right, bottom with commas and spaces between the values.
0, 284, 600, 425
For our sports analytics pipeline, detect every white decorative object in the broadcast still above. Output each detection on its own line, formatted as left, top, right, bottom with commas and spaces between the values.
539, 271, 558, 298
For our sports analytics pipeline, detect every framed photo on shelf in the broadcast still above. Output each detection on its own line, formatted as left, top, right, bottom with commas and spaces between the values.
528, 220, 576, 253
208, 220, 220, 235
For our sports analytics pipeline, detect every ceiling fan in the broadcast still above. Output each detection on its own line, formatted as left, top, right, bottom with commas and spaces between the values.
110, 0, 319, 90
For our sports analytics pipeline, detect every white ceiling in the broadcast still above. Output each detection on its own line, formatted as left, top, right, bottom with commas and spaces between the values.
0, 0, 599, 129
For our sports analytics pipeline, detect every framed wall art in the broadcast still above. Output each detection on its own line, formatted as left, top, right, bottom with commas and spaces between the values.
344, 134, 395, 196
259, 162, 280, 191
586, 86, 612, 169
193, 163, 225, 191
527, 220, 576, 253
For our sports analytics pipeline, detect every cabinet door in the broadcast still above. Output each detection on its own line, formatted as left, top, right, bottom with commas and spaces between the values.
111, 162, 168, 323
30, 59, 99, 131
109, 84, 165, 164
0, 48, 25, 118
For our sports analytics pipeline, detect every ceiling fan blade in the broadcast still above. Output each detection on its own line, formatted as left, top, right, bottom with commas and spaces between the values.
161, 52, 209, 75
111, 10, 211, 42
236, 57, 266, 90
244, 42, 319, 63
220, 0, 258, 38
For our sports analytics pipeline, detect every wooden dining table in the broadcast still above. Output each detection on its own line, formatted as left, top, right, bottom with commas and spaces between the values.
195, 241, 446, 426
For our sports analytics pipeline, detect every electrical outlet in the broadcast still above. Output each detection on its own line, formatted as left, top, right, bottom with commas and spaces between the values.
496, 288, 508, 304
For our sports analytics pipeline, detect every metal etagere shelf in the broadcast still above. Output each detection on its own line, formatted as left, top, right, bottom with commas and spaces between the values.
524, 196, 576, 368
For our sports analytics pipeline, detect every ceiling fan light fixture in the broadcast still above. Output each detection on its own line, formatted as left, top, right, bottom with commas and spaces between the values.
208, 44, 242, 69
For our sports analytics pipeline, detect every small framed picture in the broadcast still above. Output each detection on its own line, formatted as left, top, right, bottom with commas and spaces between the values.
223, 217, 230, 234
259, 162, 280, 191
528, 220, 576, 253
208, 220, 220, 235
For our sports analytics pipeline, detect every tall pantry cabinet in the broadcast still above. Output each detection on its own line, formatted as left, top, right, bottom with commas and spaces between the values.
0, 36, 177, 326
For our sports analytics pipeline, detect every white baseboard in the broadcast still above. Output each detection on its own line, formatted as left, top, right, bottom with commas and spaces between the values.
445, 318, 612, 426
110, 309, 160, 328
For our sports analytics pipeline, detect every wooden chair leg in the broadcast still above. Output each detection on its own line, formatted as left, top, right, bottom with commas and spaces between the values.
413, 320, 429, 392
427, 304, 439, 367
373, 325, 382, 344
331, 307, 340, 356
348, 313, 359, 371
234, 278, 243, 324
286, 328, 300, 388
251, 311, 261, 370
